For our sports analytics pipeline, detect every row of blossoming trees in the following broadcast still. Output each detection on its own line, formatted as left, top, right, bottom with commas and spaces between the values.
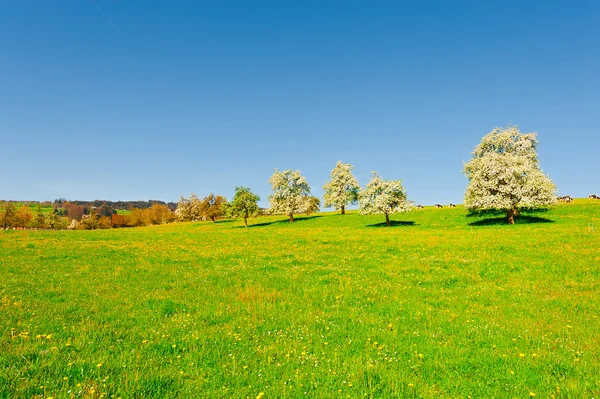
0, 126, 558, 229
175, 126, 557, 226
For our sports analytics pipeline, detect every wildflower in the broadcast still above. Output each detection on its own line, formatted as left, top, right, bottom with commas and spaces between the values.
529, 392, 536, 397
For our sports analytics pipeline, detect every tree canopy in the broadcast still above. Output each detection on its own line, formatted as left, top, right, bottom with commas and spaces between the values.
175, 193, 202, 221
463, 126, 556, 224
230, 187, 260, 227
359, 172, 412, 226
323, 161, 360, 214
268, 169, 311, 222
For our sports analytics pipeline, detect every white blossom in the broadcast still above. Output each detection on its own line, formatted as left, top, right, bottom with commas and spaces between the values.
463, 125, 557, 224
359, 172, 412, 225
268, 169, 311, 222
175, 193, 203, 221
323, 161, 360, 214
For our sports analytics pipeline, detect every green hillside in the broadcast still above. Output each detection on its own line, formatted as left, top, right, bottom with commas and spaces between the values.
1, 200, 599, 398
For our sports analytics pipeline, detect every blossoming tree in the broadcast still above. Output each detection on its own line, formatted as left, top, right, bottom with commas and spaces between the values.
268, 169, 311, 222
175, 193, 202, 221
359, 172, 412, 226
323, 161, 360, 214
463, 126, 557, 224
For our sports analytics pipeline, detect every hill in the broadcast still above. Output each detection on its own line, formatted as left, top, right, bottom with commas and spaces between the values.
1, 200, 599, 398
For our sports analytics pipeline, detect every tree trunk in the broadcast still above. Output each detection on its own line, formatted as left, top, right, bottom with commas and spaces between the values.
211, 216, 216, 223
244, 217, 248, 228
507, 208, 517, 225
289, 213, 294, 222
341, 205, 345, 215
385, 213, 390, 227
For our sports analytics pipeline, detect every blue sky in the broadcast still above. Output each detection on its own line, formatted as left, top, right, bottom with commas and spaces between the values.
1, 1, 598, 207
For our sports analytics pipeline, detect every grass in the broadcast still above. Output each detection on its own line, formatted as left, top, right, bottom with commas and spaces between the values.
6, 202, 53, 213
1, 200, 599, 398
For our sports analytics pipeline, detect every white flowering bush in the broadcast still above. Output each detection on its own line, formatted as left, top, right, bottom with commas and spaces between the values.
359, 172, 412, 226
463, 126, 557, 224
323, 161, 360, 214
268, 169, 311, 222
175, 193, 203, 222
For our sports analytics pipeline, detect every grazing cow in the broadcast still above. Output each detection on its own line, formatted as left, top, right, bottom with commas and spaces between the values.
416, 205, 424, 209
435, 204, 443, 208
558, 196, 573, 203
590, 194, 600, 200
449, 203, 456, 208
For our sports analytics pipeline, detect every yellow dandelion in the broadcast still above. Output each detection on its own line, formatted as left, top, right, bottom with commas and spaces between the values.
529, 392, 536, 397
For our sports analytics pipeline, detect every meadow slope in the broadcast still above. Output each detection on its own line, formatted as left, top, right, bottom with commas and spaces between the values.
1, 201, 599, 398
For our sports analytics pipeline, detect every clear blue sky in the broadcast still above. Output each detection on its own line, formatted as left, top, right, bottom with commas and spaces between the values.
1, 1, 598, 207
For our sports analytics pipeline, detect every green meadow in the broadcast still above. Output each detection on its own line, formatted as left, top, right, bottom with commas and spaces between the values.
1, 200, 599, 399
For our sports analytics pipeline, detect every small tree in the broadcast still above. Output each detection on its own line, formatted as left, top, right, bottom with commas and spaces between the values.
14, 206, 33, 228
230, 187, 260, 227
149, 204, 173, 225
303, 196, 321, 216
0, 202, 17, 229
29, 209, 47, 229
359, 172, 412, 226
98, 216, 113, 229
175, 193, 203, 221
80, 209, 100, 230
269, 169, 311, 222
463, 126, 557, 224
323, 161, 360, 214
200, 194, 226, 222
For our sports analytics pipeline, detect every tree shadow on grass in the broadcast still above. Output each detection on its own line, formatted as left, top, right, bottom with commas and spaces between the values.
238, 215, 323, 228
366, 220, 416, 228
469, 215, 554, 226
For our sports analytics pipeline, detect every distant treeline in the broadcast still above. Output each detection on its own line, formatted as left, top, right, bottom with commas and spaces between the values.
0, 199, 179, 230
52, 198, 177, 211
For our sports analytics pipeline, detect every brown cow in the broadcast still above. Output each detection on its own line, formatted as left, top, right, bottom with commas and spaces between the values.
416, 205, 424, 209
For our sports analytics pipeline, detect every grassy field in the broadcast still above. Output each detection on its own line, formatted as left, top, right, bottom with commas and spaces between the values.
7, 203, 54, 213
1, 200, 599, 398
